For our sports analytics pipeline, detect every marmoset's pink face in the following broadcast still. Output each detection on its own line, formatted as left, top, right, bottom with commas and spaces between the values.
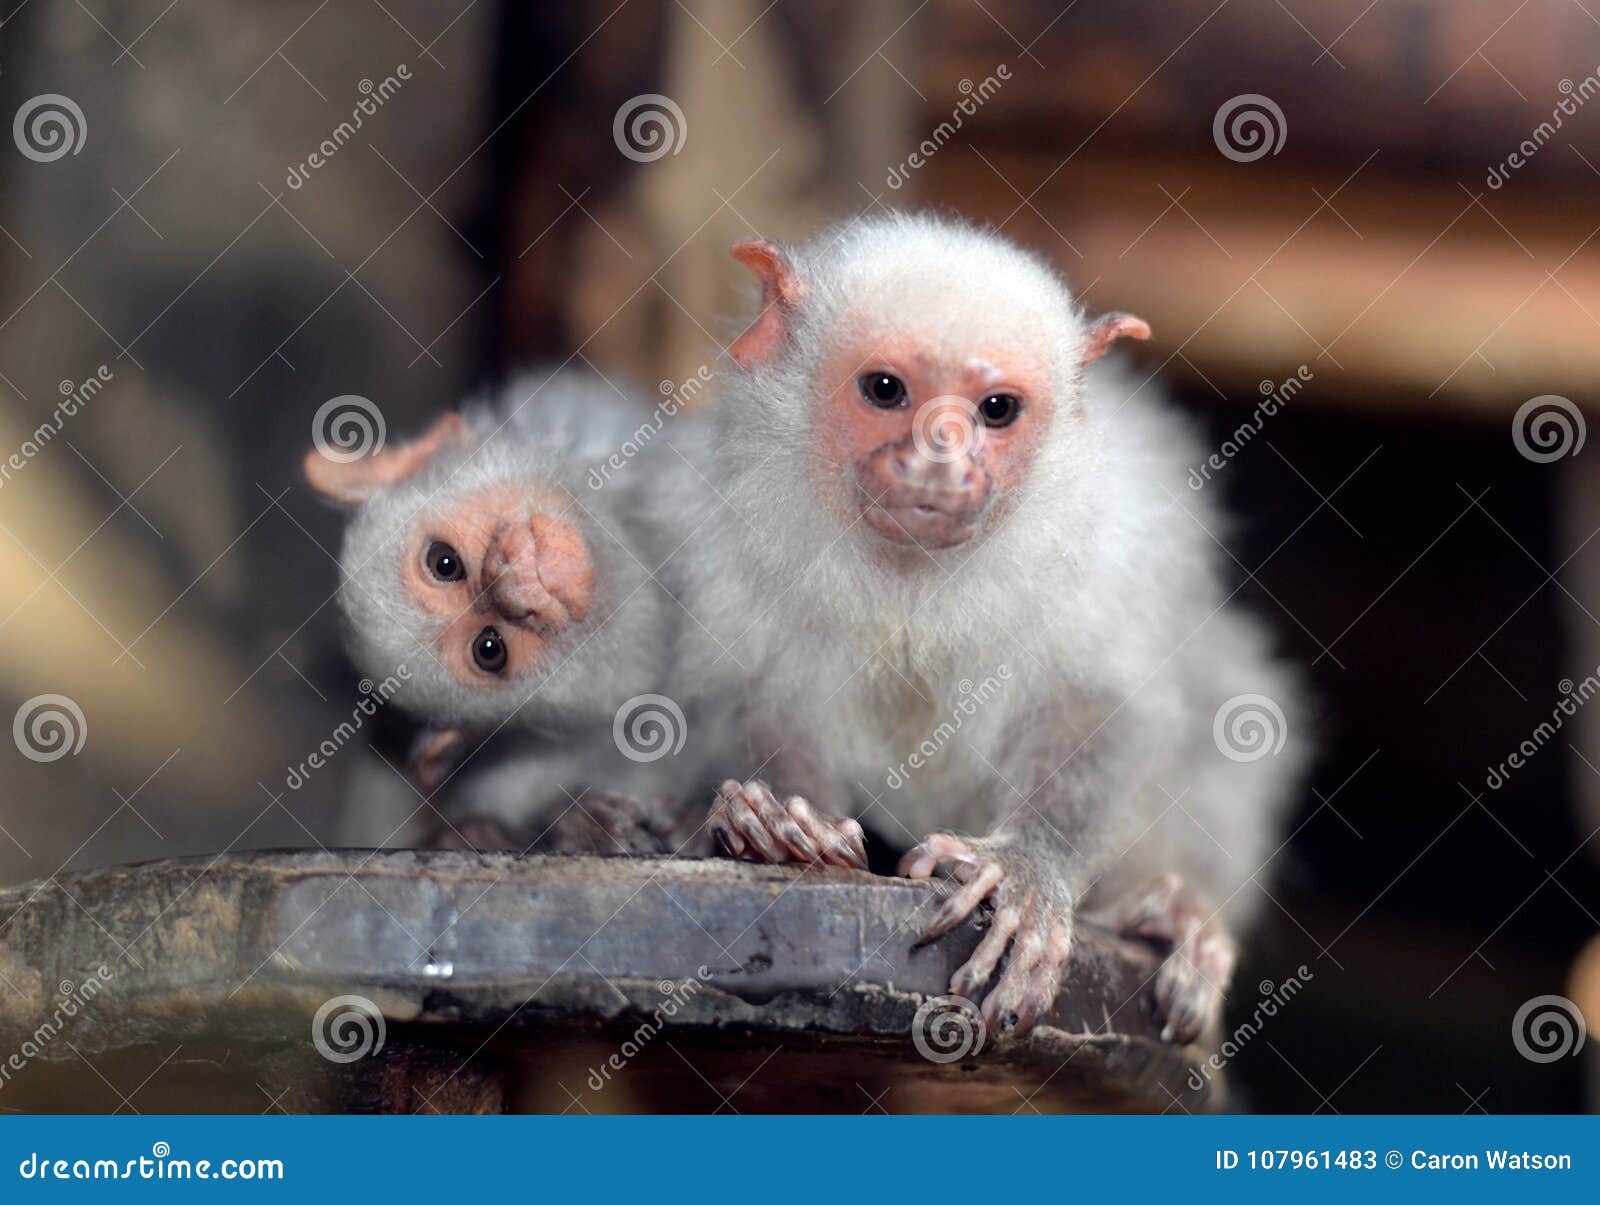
402, 486, 595, 687
303, 414, 605, 787
725, 238, 1148, 558
813, 331, 1054, 550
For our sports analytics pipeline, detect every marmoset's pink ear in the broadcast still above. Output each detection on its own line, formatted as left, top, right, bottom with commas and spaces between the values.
729, 240, 806, 369
303, 412, 466, 506
410, 725, 465, 791
1081, 312, 1152, 366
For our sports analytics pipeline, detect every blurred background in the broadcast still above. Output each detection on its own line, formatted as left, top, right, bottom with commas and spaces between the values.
1, 0, 1598, 1112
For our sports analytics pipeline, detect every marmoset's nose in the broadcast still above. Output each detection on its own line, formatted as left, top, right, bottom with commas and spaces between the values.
479, 523, 559, 630
859, 436, 992, 514
477, 516, 595, 633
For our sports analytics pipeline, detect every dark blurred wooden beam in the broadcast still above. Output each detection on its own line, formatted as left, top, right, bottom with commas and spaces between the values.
928, 148, 1600, 410
900, 0, 1600, 411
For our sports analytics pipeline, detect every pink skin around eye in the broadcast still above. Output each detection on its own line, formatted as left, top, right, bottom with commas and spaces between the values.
401, 486, 595, 688
812, 333, 1054, 527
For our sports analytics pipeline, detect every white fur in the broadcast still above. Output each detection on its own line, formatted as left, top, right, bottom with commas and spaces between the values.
679, 212, 1307, 927
331, 367, 721, 821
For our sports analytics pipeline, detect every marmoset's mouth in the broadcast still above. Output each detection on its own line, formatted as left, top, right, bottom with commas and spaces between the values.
860, 499, 982, 549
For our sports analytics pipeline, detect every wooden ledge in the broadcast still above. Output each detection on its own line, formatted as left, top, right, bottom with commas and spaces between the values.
0, 851, 1217, 1113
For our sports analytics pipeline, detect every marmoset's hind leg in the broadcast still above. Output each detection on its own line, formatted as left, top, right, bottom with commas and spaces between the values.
1090, 872, 1236, 1045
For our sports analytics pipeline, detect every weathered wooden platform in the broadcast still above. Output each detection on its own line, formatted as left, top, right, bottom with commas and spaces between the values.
0, 852, 1217, 1113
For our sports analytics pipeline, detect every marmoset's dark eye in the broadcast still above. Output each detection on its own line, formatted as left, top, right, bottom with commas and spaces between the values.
425, 541, 466, 583
471, 626, 507, 674
979, 394, 1022, 428
859, 372, 908, 408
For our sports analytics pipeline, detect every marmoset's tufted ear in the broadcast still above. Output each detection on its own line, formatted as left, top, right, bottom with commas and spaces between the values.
1081, 312, 1152, 366
303, 412, 466, 506
729, 240, 807, 370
